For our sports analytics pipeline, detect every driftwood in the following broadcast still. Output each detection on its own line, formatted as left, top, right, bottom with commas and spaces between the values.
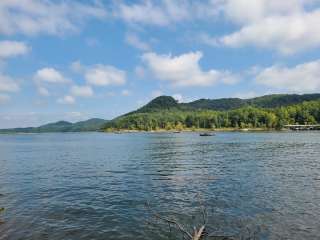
145, 194, 207, 240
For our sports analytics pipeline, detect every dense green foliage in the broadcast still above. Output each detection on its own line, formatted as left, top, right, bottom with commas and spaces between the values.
136, 95, 179, 112
104, 98, 320, 131
131, 94, 320, 114
182, 93, 320, 111
0, 118, 108, 133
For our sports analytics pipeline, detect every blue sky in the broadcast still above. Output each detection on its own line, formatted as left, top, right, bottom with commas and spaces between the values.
1, 0, 320, 128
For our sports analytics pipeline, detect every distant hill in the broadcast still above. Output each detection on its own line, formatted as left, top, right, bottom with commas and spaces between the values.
0, 118, 108, 133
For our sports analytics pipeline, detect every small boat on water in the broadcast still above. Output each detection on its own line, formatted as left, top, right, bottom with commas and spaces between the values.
173, 131, 181, 133
199, 132, 214, 136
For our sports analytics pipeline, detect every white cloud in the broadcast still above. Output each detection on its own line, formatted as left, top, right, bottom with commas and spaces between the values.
70, 85, 93, 97
0, 41, 30, 58
57, 95, 75, 104
173, 93, 183, 102
0, 94, 10, 104
209, 0, 320, 54
125, 32, 151, 51
112, 0, 220, 26
34, 67, 69, 83
255, 60, 320, 92
0, 0, 106, 36
222, 0, 308, 25
113, 1, 179, 26
220, 10, 320, 55
85, 65, 126, 86
142, 51, 238, 87
0, 74, 19, 92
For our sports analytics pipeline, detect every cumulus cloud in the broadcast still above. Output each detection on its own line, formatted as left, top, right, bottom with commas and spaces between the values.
0, 0, 106, 36
34, 67, 69, 83
85, 64, 126, 86
220, 10, 320, 55
70, 85, 93, 97
0, 41, 30, 58
206, 0, 320, 54
255, 60, 320, 92
57, 95, 75, 104
0, 74, 19, 92
113, 0, 184, 26
112, 0, 220, 26
125, 32, 150, 51
222, 0, 307, 24
142, 51, 238, 87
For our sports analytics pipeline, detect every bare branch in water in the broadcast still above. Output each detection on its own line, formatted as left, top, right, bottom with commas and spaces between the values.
145, 202, 194, 239
145, 199, 207, 240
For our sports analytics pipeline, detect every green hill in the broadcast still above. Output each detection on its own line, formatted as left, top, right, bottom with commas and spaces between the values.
131, 94, 320, 114
104, 94, 320, 131
3, 93, 320, 133
0, 118, 108, 134
184, 93, 320, 111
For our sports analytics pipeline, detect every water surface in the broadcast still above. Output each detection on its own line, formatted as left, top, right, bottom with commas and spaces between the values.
0, 132, 319, 239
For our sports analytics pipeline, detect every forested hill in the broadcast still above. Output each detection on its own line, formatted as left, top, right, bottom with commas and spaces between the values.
104, 94, 320, 131
135, 93, 320, 113
0, 118, 108, 133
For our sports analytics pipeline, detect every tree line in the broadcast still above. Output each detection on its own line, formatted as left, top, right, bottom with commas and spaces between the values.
104, 100, 320, 131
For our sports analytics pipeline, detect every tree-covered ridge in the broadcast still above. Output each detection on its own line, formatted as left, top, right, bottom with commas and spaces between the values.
104, 99, 320, 131
0, 118, 108, 133
129, 94, 320, 115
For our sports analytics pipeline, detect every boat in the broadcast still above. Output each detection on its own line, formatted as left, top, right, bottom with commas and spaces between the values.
199, 132, 214, 136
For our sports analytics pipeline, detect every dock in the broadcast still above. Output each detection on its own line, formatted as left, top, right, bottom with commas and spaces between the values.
284, 125, 320, 131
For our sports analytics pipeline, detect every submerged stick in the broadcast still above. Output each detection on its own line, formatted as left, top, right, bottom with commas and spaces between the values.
145, 202, 193, 239
145, 202, 207, 240
193, 225, 205, 240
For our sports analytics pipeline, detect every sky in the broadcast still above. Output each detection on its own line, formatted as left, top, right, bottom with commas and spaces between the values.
1, 0, 320, 128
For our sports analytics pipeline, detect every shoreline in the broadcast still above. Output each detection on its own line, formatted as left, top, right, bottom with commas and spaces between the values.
104, 128, 290, 133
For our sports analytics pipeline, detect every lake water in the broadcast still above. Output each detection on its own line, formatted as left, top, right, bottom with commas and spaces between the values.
0, 132, 319, 239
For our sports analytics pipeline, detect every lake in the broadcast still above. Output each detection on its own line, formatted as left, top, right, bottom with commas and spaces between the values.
0, 132, 319, 239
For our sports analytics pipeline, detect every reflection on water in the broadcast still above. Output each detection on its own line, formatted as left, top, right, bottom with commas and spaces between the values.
0, 132, 320, 239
